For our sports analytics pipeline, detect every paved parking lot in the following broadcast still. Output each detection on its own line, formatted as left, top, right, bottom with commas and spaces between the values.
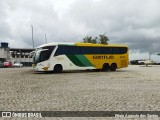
0, 65, 160, 120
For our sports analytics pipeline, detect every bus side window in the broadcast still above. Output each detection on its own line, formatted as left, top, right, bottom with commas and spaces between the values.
102, 47, 113, 54
120, 47, 128, 54
113, 48, 121, 54
55, 46, 68, 56
55, 46, 82, 55
91, 47, 101, 54
62, 46, 68, 54
73, 46, 81, 54
55, 46, 60, 56
67, 46, 72, 54
67, 46, 80, 54
80, 47, 92, 54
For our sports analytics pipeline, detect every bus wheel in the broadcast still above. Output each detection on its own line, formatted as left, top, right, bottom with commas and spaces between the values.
102, 63, 110, 72
110, 63, 117, 71
54, 64, 63, 73
94, 69, 101, 72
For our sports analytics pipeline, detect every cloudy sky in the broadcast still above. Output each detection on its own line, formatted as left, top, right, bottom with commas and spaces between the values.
0, 0, 160, 61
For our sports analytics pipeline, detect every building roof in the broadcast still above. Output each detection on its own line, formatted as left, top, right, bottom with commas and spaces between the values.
10, 48, 34, 52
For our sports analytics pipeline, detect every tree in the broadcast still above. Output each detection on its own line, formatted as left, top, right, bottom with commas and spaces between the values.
83, 33, 109, 44
99, 33, 109, 44
92, 37, 98, 44
83, 36, 98, 44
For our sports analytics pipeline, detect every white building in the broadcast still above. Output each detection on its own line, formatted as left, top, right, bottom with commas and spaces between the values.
0, 42, 34, 66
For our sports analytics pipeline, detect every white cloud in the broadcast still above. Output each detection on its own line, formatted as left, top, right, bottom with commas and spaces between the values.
0, 0, 160, 61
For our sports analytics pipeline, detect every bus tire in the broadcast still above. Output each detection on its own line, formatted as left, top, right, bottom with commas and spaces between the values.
110, 63, 117, 71
94, 69, 101, 72
102, 63, 110, 72
54, 64, 63, 73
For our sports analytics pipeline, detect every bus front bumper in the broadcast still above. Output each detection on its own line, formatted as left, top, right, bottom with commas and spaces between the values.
32, 64, 50, 71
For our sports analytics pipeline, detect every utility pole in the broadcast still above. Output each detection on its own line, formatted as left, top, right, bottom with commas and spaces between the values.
45, 33, 47, 44
149, 53, 152, 60
31, 25, 34, 49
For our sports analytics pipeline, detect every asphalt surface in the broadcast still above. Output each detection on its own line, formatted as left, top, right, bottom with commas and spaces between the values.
0, 65, 160, 120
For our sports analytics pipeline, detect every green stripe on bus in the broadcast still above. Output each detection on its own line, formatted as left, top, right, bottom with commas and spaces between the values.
66, 55, 84, 66
75, 55, 93, 66
66, 55, 93, 67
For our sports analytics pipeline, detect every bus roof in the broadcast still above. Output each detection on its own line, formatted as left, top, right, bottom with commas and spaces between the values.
37, 42, 74, 48
75, 42, 128, 47
37, 42, 128, 48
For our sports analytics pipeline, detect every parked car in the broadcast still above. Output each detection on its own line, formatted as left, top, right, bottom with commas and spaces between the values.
0, 61, 4, 68
130, 60, 139, 65
13, 62, 23, 68
144, 59, 156, 66
3, 61, 12, 67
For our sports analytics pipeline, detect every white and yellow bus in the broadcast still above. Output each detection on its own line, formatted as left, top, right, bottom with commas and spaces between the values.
32, 42, 128, 72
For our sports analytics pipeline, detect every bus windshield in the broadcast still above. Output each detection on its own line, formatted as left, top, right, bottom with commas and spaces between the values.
33, 46, 55, 64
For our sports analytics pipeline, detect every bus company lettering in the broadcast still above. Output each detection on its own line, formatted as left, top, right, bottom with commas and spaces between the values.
93, 56, 114, 59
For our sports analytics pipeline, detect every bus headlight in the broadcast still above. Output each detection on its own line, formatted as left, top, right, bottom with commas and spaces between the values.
37, 63, 44, 66
37, 63, 40, 66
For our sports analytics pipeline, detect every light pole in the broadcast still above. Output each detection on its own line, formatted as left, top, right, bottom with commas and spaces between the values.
45, 33, 47, 44
31, 25, 34, 49
149, 53, 151, 60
